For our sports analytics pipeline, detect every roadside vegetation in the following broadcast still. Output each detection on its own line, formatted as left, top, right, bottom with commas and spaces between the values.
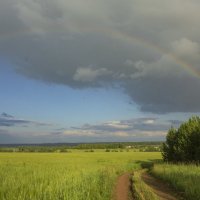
132, 170, 159, 200
151, 163, 200, 200
147, 116, 200, 200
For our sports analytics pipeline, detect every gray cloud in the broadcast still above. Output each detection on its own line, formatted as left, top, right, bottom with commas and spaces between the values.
1, 113, 14, 119
0, 113, 52, 127
71, 118, 170, 134
1, 0, 200, 113
0, 116, 179, 143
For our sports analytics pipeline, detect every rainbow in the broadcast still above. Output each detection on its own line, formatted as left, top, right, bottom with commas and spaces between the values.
1, 28, 199, 78
103, 29, 200, 79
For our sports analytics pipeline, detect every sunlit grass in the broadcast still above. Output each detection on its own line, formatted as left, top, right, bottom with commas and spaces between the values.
0, 152, 161, 200
151, 163, 200, 200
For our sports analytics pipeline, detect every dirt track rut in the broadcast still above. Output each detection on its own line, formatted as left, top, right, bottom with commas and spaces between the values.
141, 172, 181, 200
113, 173, 133, 200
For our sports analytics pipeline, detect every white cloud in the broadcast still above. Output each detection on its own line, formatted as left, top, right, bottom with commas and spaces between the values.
140, 131, 167, 137
63, 130, 96, 136
112, 131, 129, 137
103, 121, 131, 129
171, 38, 199, 57
69, 117, 170, 139
143, 119, 155, 125
73, 67, 111, 82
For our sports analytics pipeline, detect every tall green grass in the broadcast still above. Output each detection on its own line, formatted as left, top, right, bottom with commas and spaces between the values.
151, 163, 200, 200
0, 152, 161, 200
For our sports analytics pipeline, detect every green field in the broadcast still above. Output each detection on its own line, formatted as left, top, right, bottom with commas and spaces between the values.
0, 151, 161, 200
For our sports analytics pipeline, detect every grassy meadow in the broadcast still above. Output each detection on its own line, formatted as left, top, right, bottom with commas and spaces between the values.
0, 151, 161, 200
151, 163, 200, 200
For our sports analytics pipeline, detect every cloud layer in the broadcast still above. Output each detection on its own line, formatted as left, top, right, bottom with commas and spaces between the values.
65, 117, 173, 139
0, 113, 51, 127
1, 0, 200, 113
0, 112, 182, 143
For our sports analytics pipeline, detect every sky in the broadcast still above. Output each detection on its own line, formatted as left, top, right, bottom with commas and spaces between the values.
0, 0, 200, 143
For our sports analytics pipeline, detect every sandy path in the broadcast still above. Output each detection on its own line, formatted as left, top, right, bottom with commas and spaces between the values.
141, 172, 183, 200
113, 173, 133, 200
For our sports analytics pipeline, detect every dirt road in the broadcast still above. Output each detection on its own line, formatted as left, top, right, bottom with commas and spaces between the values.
141, 172, 182, 200
113, 173, 133, 200
113, 171, 184, 200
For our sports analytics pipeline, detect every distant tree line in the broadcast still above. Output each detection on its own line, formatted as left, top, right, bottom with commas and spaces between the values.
162, 116, 200, 163
0, 146, 69, 153
75, 142, 161, 150
0, 142, 162, 152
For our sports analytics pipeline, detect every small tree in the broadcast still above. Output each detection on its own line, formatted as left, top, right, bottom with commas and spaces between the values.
162, 127, 178, 162
162, 116, 200, 163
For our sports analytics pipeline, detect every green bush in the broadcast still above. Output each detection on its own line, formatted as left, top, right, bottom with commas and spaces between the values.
162, 116, 200, 163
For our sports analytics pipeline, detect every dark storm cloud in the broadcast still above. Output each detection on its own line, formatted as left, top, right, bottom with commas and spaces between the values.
0, 113, 51, 127
1, 0, 200, 113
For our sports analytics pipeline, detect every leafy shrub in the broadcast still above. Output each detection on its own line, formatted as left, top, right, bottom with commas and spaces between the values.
162, 116, 200, 163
